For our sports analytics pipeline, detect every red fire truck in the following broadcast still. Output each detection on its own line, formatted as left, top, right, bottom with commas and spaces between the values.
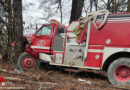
18, 10, 130, 86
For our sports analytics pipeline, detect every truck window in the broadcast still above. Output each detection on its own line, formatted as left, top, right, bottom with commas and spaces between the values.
36, 25, 52, 35
57, 27, 66, 38
57, 27, 65, 35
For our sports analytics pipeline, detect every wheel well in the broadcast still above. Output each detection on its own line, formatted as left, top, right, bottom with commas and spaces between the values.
102, 52, 130, 71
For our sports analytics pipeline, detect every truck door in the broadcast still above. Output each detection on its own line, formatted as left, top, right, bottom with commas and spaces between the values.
31, 24, 54, 53
53, 26, 65, 51
52, 26, 66, 64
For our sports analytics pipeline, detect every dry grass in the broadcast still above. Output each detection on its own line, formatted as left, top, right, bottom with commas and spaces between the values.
0, 60, 129, 90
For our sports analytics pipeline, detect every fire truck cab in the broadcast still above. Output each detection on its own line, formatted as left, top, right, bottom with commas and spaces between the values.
18, 10, 130, 86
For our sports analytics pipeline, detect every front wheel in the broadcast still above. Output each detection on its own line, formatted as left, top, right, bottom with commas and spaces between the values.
18, 52, 40, 71
107, 58, 130, 86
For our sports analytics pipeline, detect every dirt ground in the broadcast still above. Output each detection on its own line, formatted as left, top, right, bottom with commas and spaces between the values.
0, 60, 129, 90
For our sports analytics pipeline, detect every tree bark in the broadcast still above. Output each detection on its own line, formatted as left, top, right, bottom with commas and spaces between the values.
94, 0, 98, 11
111, 0, 117, 13
128, 0, 130, 12
107, 0, 111, 11
59, 0, 62, 24
7, 0, 14, 46
69, 0, 84, 23
90, 0, 93, 12
12, 0, 24, 61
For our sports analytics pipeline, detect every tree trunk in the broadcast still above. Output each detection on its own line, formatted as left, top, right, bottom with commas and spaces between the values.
94, 0, 98, 11
111, 0, 115, 13
69, 0, 84, 23
7, 0, 14, 45
90, 0, 93, 12
128, 0, 130, 12
13, 0, 24, 61
59, 0, 62, 24
111, 0, 117, 13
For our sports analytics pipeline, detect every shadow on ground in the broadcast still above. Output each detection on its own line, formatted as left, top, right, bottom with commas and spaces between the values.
39, 63, 107, 81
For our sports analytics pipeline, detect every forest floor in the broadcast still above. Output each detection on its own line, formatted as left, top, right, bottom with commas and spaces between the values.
0, 60, 129, 90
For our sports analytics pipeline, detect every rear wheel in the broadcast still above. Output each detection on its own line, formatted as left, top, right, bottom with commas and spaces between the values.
107, 58, 130, 86
18, 52, 40, 71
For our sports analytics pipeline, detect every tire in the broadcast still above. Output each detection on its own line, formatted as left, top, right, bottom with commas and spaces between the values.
18, 52, 40, 71
107, 58, 130, 86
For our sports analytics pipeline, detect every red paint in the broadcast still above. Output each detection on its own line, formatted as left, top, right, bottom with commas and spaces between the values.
77, 27, 87, 44
50, 19, 67, 29
21, 14, 130, 71
23, 58, 35, 69
83, 46, 104, 68
89, 22, 130, 46
109, 12, 130, 15
114, 65, 130, 82
88, 46, 104, 49
84, 52, 103, 67
25, 20, 66, 59
62, 32, 67, 64
30, 24, 55, 53
51, 25, 58, 51
76, 20, 130, 46
25, 45, 39, 59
